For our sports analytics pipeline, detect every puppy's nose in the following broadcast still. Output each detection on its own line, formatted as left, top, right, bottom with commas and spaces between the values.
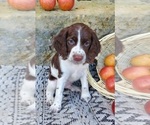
73, 54, 83, 62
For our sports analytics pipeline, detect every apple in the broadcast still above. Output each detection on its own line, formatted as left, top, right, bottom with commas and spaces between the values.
57, 0, 74, 11
105, 75, 115, 93
132, 75, 150, 93
112, 100, 115, 115
122, 66, 150, 81
144, 100, 150, 114
99, 66, 115, 81
40, 0, 56, 11
104, 54, 115, 66
8, 0, 36, 11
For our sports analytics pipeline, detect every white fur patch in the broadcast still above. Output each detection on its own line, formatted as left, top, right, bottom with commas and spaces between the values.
20, 79, 35, 105
28, 63, 36, 77
68, 29, 86, 64
20, 58, 36, 112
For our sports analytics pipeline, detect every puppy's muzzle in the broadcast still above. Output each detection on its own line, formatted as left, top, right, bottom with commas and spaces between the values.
73, 54, 83, 62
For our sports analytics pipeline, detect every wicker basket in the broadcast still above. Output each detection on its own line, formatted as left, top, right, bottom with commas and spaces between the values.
88, 33, 115, 99
116, 32, 150, 99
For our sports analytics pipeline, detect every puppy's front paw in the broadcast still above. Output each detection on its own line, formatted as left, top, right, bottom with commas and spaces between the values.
26, 103, 36, 113
46, 97, 54, 105
21, 96, 35, 106
50, 103, 61, 113
46, 92, 54, 105
81, 93, 91, 103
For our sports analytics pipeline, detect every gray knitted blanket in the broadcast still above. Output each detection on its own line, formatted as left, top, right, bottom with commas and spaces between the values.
0, 65, 114, 125
0, 65, 149, 125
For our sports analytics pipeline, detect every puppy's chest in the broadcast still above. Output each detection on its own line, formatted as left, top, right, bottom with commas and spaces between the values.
62, 62, 88, 82
69, 67, 84, 82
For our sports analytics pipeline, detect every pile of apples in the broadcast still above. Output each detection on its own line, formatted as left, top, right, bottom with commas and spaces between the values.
99, 54, 115, 93
98, 54, 115, 115
40, 0, 74, 11
122, 54, 150, 115
122, 54, 150, 93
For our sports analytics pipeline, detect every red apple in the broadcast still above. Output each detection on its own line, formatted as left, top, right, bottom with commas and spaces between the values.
132, 75, 150, 93
122, 66, 150, 81
105, 75, 115, 93
112, 100, 115, 115
144, 100, 150, 114
8, 0, 36, 11
57, 0, 74, 11
99, 66, 115, 81
40, 0, 56, 11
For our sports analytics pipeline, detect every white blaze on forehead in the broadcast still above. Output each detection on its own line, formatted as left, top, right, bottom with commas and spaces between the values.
68, 26, 86, 63
77, 28, 81, 48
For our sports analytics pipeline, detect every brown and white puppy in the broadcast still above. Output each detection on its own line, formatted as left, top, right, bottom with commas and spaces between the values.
20, 23, 100, 112
46, 23, 101, 112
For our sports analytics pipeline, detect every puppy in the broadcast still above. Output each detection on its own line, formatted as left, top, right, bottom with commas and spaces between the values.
20, 23, 100, 112
46, 23, 101, 112
20, 57, 36, 111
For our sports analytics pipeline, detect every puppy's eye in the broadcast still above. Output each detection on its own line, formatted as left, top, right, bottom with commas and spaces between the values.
84, 41, 90, 47
68, 39, 75, 45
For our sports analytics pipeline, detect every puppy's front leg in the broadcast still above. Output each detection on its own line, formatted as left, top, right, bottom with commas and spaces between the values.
80, 74, 91, 103
50, 76, 68, 112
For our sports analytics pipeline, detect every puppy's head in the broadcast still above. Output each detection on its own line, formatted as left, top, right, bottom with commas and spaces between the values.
53, 23, 101, 64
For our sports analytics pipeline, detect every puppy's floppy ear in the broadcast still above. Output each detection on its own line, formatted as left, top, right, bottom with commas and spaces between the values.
53, 27, 69, 60
87, 31, 101, 63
